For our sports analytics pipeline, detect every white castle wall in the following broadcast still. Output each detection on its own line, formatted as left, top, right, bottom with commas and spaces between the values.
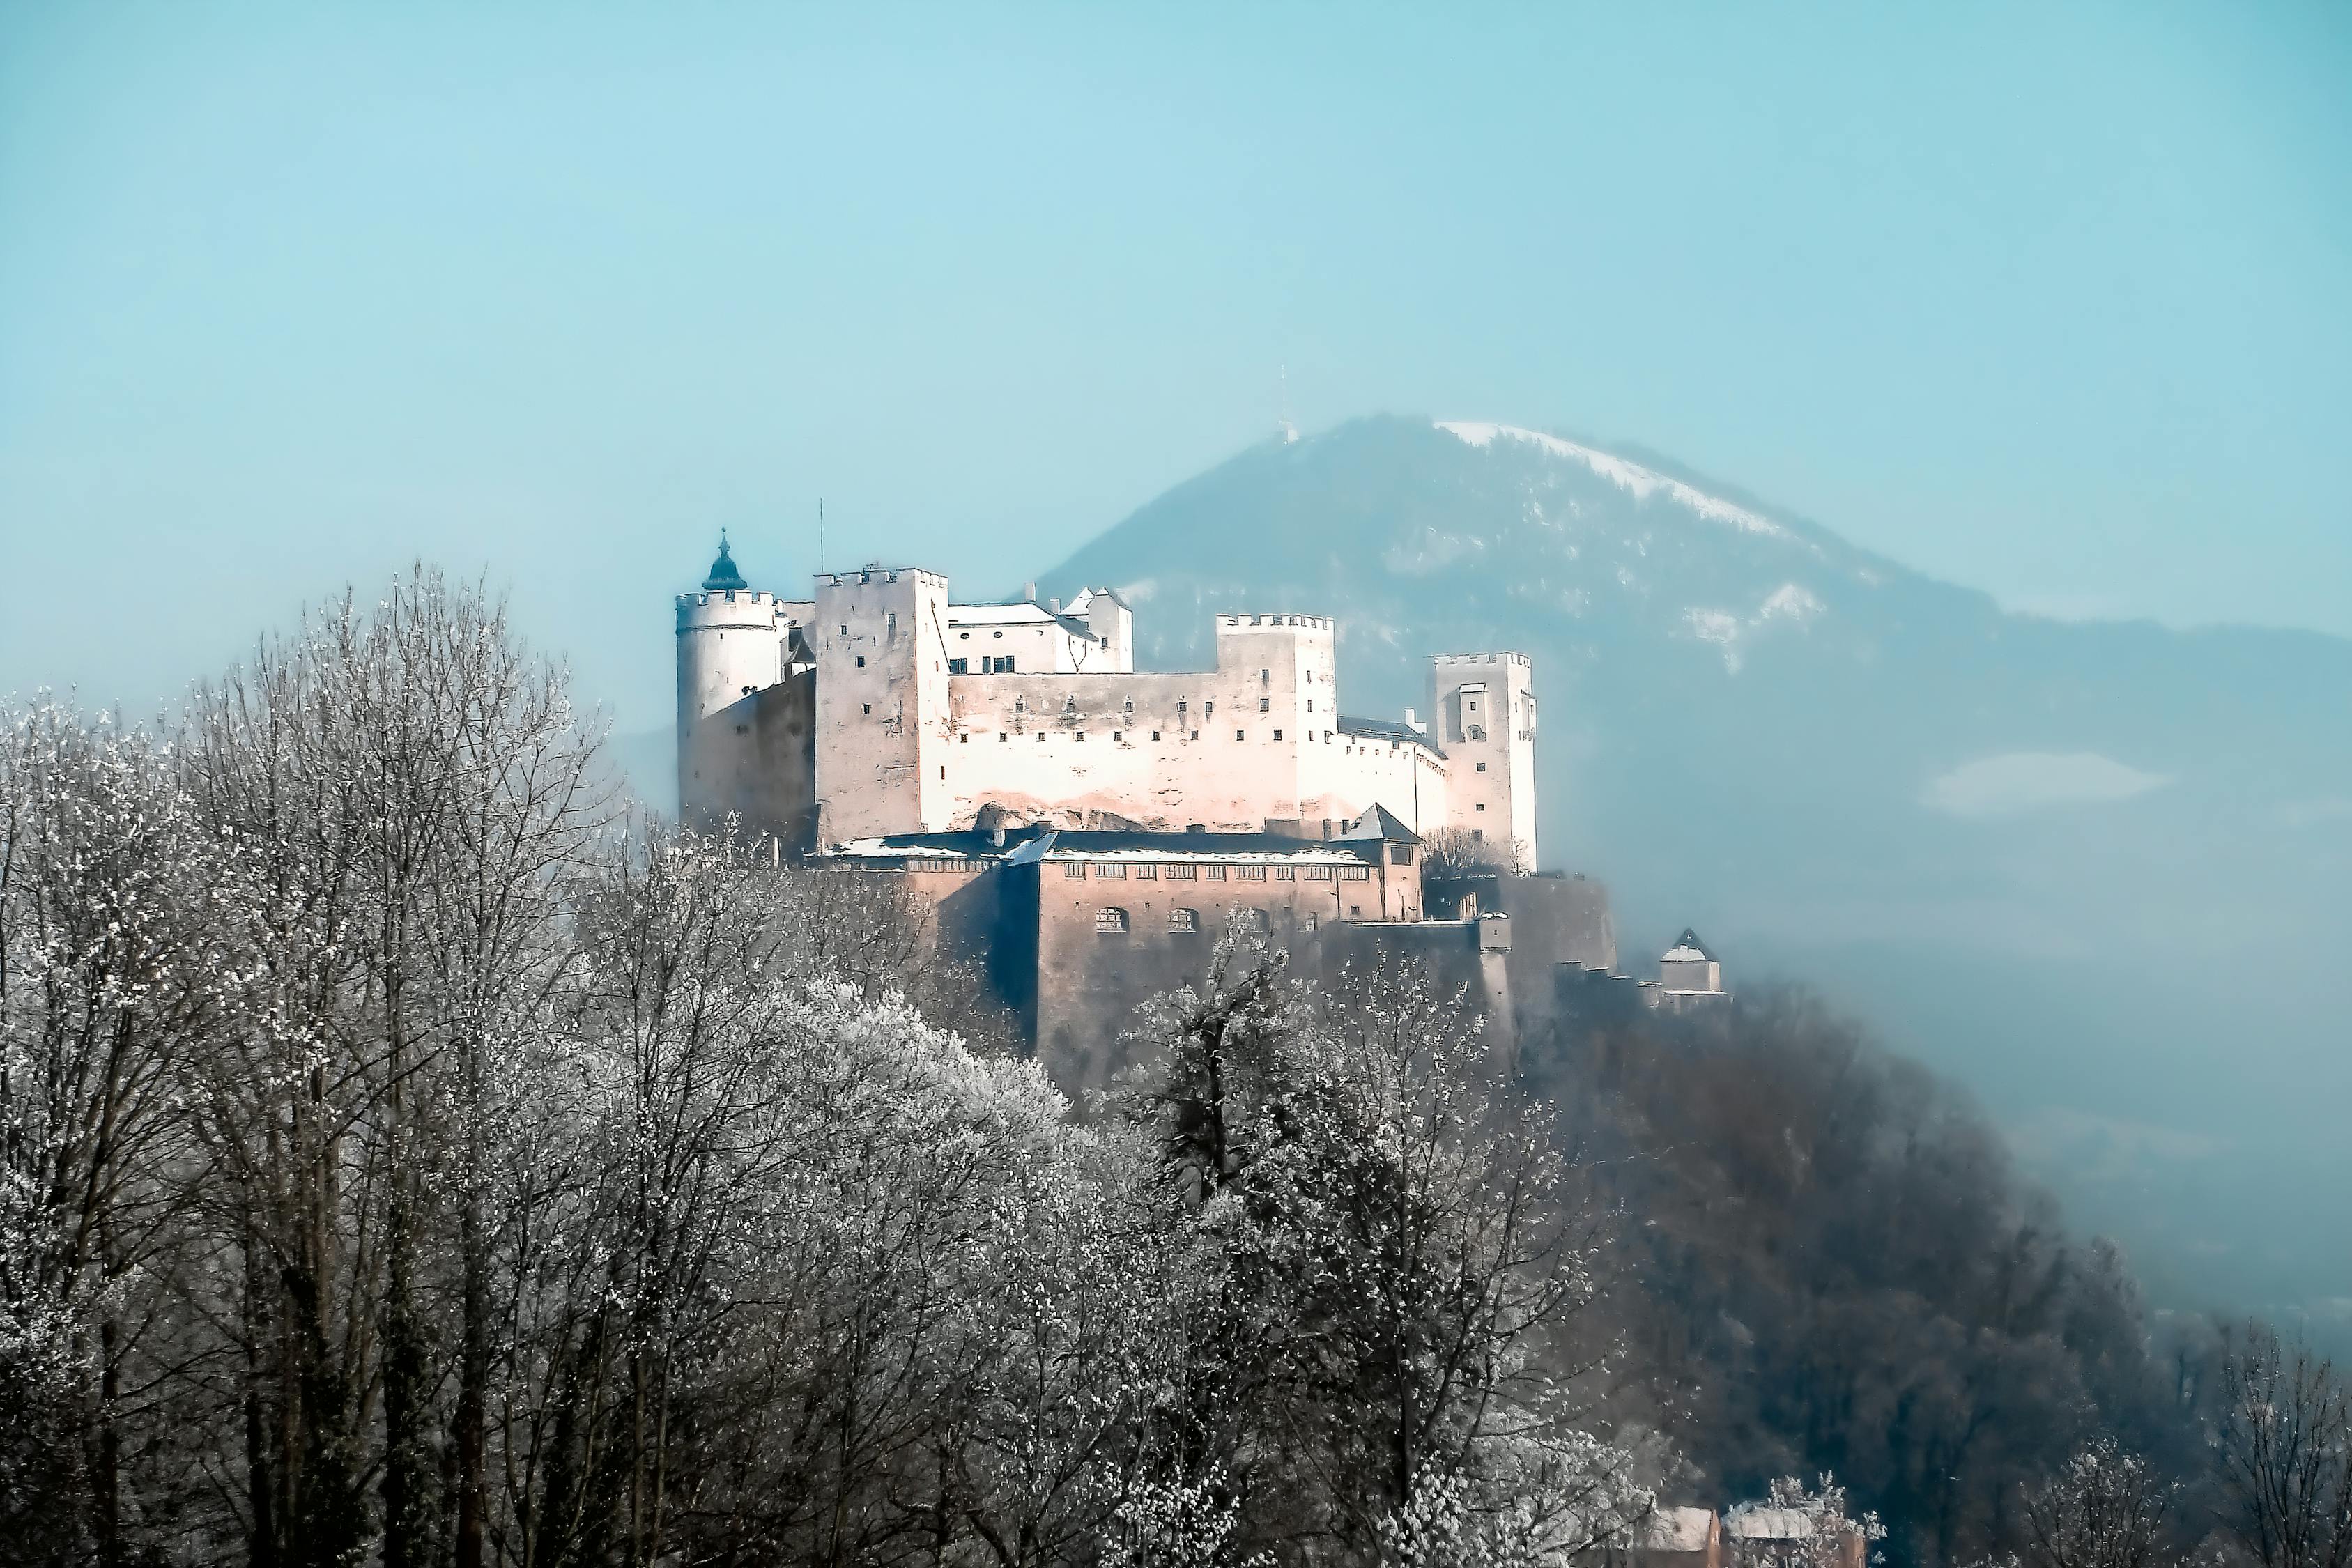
677, 588, 810, 836
1429, 652, 1539, 866
675, 558, 1536, 859
812, 567, 954, 840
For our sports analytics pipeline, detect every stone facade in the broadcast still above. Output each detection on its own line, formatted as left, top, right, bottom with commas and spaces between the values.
677, 548, 1535, 856
829, 822, 1525, 1100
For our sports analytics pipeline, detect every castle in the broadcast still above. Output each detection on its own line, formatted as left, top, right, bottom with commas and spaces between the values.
675, 538, 1719, 1088
677, 537, 1537, 853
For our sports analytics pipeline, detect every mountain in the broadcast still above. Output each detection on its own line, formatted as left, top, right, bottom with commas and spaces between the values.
1040, 414, 2352, 1330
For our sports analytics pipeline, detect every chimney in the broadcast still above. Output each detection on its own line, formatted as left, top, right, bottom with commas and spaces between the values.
991, 823, 1006, 849
1404, 707, 1424, 733
1049, 597, 1061, 613
1024, 581, 1037, 603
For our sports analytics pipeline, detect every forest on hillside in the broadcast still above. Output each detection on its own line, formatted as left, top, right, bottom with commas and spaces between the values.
3, 574, 2346, 1568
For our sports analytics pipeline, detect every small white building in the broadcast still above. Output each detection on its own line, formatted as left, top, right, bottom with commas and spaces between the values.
1650, 927, 1730, 1011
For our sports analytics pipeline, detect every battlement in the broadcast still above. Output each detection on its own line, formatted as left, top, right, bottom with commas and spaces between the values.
677, 589, 784, 609
816, 567, 951, 590
678, 543, 1537, 864
1432, 651, 1532, 668
1217, 613, 1335, 632
677, 590, 791, 631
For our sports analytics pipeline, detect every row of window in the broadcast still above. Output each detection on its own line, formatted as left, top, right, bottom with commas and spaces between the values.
1096, 906, 1270, 934
957, 728, 1350, 744
1062, 861, 1371, 882
1092, 905, 1355, 934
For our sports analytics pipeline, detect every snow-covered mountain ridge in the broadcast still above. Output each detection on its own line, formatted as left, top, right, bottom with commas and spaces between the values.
1040, 413, 2352, 1328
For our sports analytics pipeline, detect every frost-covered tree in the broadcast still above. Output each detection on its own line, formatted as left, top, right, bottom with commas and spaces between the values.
1131, 943, 1652, 1563
2213, 1328, 2352, 1568
2013, 1438, 2176, 1568
1727, 1475, 1886, 1568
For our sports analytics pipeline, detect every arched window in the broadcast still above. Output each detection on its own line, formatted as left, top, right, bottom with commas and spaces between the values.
1467, 723, 1486, 742
1094, 907, 1130, 934
1167, 907, 1200, 933
1235, 907, 1270, 933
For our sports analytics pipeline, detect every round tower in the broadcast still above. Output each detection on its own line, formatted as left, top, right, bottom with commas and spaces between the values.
675, 534, 788, 827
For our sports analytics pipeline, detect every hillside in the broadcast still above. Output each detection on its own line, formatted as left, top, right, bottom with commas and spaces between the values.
1038, 415, 2352, 1328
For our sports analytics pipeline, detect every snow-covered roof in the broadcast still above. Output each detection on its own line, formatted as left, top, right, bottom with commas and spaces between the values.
1660, 926, 1716, 962
946, 601, 1102, 640
825, 827, 1377, 868
1338, 716, 1444, 755
1726, 1508, 1822, 1541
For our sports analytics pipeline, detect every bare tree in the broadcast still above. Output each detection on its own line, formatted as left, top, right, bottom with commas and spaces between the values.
1419, 827, 1529, 881
2016, 1438, 2175, 1568
2214, 1327, 2352, 1568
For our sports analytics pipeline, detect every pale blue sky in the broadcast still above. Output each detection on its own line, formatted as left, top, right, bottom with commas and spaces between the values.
3, 2, 2346, 729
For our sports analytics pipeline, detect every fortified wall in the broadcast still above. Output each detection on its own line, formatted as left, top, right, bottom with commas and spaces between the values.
677, 540, 1535, 859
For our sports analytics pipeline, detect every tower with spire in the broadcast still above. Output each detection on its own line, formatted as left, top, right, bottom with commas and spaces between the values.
674, 534, 817, 842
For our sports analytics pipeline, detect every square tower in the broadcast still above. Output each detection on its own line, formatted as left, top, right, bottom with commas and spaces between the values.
1429, 652, 1537, 868
813, 567, 953, 841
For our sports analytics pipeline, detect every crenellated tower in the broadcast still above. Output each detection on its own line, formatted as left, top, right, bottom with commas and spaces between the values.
675, 536, 817, 845
1428, 651, 1538, 868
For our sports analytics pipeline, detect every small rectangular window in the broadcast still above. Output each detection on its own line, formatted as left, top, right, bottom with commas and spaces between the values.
1151, 730, 1161, 741
947, 657, 969, 675
1112, 731, 1123, 742
1259, 698, 1270, 712
1274, 866, 1294, 882
1476, 762, 1487, 772
1273, 730, 1283, 741
1235, 729, 1245, 741
855, 656, 866, 668
1075, 732, 1085, 742
1063, 863, 1086, 878
1135, 863, 1157, 879
861, 704, 870, 714
1190, 730, 1200, 741
999, 733, 1008, 743
1095, 863, 1125, 879
1475, 803, 1486, 812
1206, 865, 1227, 881
1234, 865, 1266, 882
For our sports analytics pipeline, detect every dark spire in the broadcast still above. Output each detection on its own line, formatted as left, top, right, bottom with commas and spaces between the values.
701, 531, 748, 592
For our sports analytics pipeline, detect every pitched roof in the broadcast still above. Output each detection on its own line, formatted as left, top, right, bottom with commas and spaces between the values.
1334, 803, 1423, 845
1337, 716, 1445, 756
1661, 927, 1716, 962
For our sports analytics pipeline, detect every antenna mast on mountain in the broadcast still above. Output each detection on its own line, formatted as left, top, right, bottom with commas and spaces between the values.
818, 498, 826, 575
1277, 364, 1299, 445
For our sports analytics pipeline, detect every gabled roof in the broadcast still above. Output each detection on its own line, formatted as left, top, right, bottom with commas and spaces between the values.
944, 600, 1104, 642
1661, 927, 1715, 962
1333, 803, 1422, 845
1337, 716, 1445, 757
